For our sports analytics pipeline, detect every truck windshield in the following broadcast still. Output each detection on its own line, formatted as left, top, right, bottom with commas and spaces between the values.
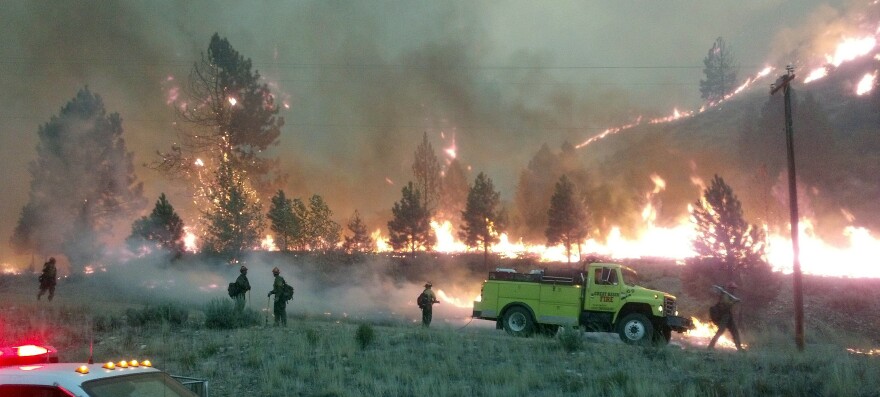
621, 267, 640, 286
82, 372, 197, 397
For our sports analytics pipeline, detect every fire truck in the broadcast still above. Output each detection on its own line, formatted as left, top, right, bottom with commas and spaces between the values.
0, 344, 208, 397
471, 262, 693, 344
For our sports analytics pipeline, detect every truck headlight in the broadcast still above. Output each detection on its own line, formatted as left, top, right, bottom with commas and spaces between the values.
658, 305, 663, 313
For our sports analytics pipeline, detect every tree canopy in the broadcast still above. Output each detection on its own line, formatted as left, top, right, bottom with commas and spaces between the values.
700, 37, 738, 103
10, 87, 145, 269
682, 175, 778, 315
388, 182, 435, 254
127, 193, 185, 258
267, 190, 298, 252
545, 175, 589, 263
460, 172, 505, 265
154, 33, 285, 198
201, 153, 264, 260
412, 132, 441, 212
343, 210, 375, 253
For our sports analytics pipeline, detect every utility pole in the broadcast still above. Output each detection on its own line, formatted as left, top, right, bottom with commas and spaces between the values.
770, 65, 804, 351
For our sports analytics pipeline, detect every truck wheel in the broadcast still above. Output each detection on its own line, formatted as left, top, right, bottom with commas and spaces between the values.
616, 313, 654, 345
503, 307, 535, 337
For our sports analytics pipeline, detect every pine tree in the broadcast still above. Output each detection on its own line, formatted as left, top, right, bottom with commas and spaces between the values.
201, 152, 264, 260
343, 210, 375, 253
545, 175, 589, 263
127, 193, 185, 258
412, 132, 442, 212
307, 194, 341, 251
153, 33, 285, 198
438, 158, 469, 226
10, 88, 145, 269
460, 172, 505, 265
267, 190, 298, 252
700, 37, 738, 103
683, 175, 778, 314
388, 182, 435, 254
290, 198, 309, 250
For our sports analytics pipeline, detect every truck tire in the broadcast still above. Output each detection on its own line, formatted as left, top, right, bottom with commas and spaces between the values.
616, 313, 654, 345
502, 306, 535, 337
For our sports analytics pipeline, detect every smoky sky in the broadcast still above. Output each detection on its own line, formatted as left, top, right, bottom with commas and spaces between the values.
0, 0, 864, 264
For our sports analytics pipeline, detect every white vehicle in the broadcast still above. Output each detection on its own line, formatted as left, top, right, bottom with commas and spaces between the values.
0, 344, 207, 397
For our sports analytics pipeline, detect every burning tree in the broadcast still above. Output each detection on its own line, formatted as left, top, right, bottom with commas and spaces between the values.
10, 88, 145, 269
153, 33, 285, 198
545, 175, 589, 263
460, 172, 506, 265
412, 132, 442, 212
267, 190, 299, 252
343, 210, 375, 253
201, 153, 264, 260
388, 182, 435, 254
683, 175, 778, 316
127, 193, 186, 259
700, 37, 738, 103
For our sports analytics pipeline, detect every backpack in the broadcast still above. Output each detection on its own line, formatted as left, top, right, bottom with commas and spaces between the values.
417, 292, 429, 309
227, 282, 239, 298
708, 302, 723, 325
280, 282, 294, 302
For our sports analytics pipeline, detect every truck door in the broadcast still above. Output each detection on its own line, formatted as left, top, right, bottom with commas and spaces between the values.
585, 267, 621, 312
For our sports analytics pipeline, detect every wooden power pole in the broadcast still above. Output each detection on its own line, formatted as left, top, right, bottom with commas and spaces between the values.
770, 65, 804, 351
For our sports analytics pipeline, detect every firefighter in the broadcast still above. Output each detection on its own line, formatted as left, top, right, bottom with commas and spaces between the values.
708, 282, 743, 351
267, 267, 287, 326
232, 265, 251, 312
418, 282, 440, 327
37, 257, 57, 301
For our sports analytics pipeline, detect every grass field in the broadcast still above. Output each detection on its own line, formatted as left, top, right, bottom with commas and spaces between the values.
2, 254, 879, 397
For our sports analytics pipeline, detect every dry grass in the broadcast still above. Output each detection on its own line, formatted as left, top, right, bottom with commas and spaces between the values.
2, 267, 880, 397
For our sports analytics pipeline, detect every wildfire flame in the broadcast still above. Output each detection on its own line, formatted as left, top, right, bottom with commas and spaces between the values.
855, 71, 877, 95
261, 235, 278, 251
183, 227, 199, 253
683, 317, 744, 350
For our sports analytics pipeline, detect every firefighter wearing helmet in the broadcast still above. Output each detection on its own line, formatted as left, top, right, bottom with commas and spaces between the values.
231, 265, 251, 312
37, 257, 57, 301
417, 282, 439, 327
709, 281, 743, 351
267, 267, 289, 326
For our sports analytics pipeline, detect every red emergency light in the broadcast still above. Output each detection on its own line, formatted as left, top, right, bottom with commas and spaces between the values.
0, 344, 59, 366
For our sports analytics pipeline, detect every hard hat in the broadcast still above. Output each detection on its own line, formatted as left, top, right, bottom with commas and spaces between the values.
272, 267, 280, 274
424, 282, 432, 288
240, 265, 248, 272
727, 281, 739, 290
48, 257, 56, 263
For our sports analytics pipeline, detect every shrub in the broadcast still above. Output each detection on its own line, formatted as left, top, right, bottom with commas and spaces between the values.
125, 302, 189, 328
355, 323, 375, 350
558, 326, 583, 352
203, 298, 261, 329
